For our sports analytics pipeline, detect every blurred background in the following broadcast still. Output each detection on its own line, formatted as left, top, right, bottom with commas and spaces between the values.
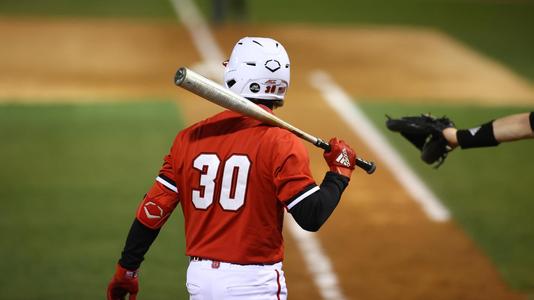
1, 0, 533, 299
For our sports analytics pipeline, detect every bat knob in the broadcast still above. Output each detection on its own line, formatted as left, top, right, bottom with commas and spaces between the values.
174, 67, 187, 86
356, 158, 376, 174
364, 162, 377, 174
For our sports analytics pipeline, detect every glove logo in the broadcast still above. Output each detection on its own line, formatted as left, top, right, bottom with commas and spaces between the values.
143, 201, 163, 219
335, 148, 351, 167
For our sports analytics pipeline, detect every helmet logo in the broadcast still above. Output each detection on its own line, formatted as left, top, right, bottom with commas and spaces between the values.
265, 60, 281, 72
249, 83, 260, 93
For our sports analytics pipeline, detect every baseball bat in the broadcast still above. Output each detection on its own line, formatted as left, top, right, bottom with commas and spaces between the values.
174, 67, 376, 174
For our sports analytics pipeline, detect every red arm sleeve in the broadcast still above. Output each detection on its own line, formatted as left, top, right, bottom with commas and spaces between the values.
136, 153, 180, 229
117, 137, 182, 270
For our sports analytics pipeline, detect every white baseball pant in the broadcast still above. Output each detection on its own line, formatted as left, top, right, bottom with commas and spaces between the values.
186, 259, 287, 300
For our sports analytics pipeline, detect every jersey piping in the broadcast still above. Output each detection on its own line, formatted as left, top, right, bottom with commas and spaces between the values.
286, 185, 319, 210
156, 175, 178, 193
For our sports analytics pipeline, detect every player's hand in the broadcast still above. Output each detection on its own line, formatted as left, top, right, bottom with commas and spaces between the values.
107, 264, 139, 300
323, 138, 357, 179
442, 127, 459, 149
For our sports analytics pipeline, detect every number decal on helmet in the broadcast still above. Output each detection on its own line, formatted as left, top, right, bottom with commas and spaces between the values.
265, 85, 276, 94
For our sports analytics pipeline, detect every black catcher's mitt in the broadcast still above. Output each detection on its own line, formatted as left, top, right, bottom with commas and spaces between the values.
385, 114, 455, 167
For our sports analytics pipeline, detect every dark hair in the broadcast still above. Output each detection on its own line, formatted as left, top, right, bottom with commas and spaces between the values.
246, 98, 284, 109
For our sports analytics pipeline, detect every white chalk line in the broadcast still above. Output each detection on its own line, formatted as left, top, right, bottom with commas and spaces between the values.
170, 0, 225, 81
169, 0, 347, 299
286, 218, 347, 300
309, 70, 450, 222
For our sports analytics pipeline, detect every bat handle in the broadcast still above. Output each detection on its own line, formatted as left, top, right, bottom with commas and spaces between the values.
315, 138, 376, 174
355, 157, 376, 174
315, 138, 332, 152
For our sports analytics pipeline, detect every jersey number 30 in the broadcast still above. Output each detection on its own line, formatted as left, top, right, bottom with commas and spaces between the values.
192, 154, 251, 211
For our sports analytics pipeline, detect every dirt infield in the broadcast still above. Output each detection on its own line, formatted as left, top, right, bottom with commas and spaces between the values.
213, 24, 534, 106
0, 17, 200, 101
1, 17, 529, 299
2, 18, 533, 104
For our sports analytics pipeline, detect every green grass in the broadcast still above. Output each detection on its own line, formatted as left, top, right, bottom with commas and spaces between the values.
360, 101, 534, 293
0, 101, 188, 299
0, 0, 175, 18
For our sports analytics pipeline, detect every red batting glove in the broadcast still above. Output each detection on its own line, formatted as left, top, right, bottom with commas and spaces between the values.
107, 264, 139, 300
323, 138, 357, 179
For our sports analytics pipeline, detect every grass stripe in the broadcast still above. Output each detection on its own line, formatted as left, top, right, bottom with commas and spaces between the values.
0, 101, 189, 299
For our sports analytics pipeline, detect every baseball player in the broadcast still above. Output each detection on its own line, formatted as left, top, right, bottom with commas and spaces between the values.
442, 112, 534, 149
107, 37, 358, 300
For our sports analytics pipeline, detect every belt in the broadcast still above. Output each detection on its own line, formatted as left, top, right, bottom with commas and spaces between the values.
189, 256, 279, 266
190, 256, 208, 262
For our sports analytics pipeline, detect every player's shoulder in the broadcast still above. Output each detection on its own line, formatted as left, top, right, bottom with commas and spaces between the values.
263, 125, 295, 140
262, 126, 308, 154
179, 110, 229, 133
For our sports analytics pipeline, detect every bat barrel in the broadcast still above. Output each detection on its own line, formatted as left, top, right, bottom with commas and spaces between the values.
174, 67, 187, 86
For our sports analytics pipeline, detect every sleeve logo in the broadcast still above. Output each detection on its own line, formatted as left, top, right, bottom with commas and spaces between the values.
143, 201, 164, 219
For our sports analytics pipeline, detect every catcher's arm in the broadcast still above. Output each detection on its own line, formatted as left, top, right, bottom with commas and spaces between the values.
443, 112, 534, 149
386, 112, 534, 167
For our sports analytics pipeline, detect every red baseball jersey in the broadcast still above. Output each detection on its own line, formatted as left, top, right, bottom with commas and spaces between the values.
136, 107, 317, 264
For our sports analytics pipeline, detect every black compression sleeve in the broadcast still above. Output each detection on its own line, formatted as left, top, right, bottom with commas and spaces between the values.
456, 121, 499, 149
530, 112, 534, 132
289, 172, 349, 232
118, 218, 161, 270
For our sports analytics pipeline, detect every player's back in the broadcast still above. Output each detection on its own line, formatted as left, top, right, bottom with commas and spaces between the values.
171, 108, 312, 264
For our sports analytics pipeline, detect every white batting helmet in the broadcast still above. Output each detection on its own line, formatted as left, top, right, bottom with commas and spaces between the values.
224, 37, 290, 106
